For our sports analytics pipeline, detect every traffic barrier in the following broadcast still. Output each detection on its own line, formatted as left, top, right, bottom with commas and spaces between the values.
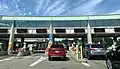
80, 45, 83, 60
76, 45, 79, 60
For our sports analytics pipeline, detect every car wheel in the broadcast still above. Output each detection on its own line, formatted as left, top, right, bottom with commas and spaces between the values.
106, 59, 115, 69
64, 56, 67, 60
48, 57, 52, 61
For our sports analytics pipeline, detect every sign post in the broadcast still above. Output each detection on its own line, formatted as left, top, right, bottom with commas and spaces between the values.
46, 22, 53, 55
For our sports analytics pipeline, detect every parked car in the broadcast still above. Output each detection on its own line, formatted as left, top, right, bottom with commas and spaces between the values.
84, 44, 106, 59
105, 45, 120, 69
48, 44, 67, 61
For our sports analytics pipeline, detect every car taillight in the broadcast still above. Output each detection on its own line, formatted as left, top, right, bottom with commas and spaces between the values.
90, 48, 95, 50
50, 50, 55, 52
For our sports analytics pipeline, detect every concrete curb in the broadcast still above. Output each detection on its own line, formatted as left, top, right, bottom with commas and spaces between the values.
68, 51, 87, 63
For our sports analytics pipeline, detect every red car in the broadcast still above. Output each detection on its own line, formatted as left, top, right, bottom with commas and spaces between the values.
48, 44, 67, 60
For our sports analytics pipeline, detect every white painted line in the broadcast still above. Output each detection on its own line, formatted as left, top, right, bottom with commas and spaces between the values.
23, 56, 33, 59
24, 56, 40, 59
29, 56, 47, 67
81, 62, 90, 66
0, 57, 14, 62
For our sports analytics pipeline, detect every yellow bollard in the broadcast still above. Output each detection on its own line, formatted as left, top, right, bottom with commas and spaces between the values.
76, 45, 79, 60
8, 42, 13, 55
80, 45, 83, 60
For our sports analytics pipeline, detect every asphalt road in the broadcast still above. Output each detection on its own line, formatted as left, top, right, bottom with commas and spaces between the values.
0, 53, 107, 69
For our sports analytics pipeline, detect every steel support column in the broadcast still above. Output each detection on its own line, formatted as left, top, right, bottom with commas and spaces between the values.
87, 23, 92, 44
8, 21, 15, 55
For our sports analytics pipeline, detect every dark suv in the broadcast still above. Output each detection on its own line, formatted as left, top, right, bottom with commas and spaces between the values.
84, 44, 106, 59
105, 45, 120, 69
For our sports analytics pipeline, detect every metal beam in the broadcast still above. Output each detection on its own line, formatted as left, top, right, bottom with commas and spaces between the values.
1, 14, 120, 21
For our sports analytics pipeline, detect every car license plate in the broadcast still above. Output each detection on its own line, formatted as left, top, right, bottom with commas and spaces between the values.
97, 50, 101, 51
55, 51, 59, 53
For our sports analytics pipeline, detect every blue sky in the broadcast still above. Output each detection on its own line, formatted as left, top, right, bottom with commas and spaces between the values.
0, 0, 120, 16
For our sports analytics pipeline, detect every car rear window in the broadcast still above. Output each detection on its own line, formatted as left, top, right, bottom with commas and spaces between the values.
91, 44, 103, 48
51, 45, 64, 48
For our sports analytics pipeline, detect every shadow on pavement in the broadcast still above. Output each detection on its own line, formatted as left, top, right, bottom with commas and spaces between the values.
49, 57, 70, 61
87, 56, 106, 60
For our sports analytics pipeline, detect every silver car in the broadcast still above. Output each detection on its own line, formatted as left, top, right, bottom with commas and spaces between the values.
84, 44, 106, 59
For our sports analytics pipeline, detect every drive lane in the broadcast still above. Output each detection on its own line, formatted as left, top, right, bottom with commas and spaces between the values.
0, 53, 108, 69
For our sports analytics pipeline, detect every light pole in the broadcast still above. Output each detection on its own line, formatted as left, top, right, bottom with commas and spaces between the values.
8, 21, 15, 55
87, 17, 92, 44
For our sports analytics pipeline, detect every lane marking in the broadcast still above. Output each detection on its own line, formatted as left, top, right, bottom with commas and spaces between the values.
81, 62, 90, 66
29, 56, 47, 67
23, 56, 39, 59
0, 57, 14, 62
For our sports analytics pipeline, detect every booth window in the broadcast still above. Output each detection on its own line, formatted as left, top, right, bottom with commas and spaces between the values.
94, 28, 105, 32
55, 29, 66, 33
114, 28, 120, 32
36, 29, 47, 33
17, 29, 28, 33
74, 29, 85, 33
0, 29, 8, 33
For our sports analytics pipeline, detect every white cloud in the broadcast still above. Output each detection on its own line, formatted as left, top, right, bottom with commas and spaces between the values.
48, 4, 66, 15
109, 9, 120, 14
45, 0, 60, 13
42, 0, 51, 13
35, 0, 45, 14
0, 0, 24, 15
0, 3, 8, 11
1, 0, 120, 16
64, 0, 104, 15
0, 12, 17, 15
28, 12, 32, 15
23, 13, 26, 15
17, 0, 21, 2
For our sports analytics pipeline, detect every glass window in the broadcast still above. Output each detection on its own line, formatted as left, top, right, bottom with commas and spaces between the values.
89, 19, 120, 27
1, 19, 120, 28
91, 44, 103, 48
15, 21, 50, 27
0, 20, 12, 27
85, 45, 89, 48
52, 20, 82, 27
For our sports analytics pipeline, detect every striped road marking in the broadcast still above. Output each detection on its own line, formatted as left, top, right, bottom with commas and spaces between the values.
29, 56, 47, 67
81, 62, 90, 66
0, 57, 14, 62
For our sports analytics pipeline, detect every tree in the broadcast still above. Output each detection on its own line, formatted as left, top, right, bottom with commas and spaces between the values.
117, 39, 120, 45
92, 37, 113, 48
104, 37, 113, 48
92, 38, 103, 43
